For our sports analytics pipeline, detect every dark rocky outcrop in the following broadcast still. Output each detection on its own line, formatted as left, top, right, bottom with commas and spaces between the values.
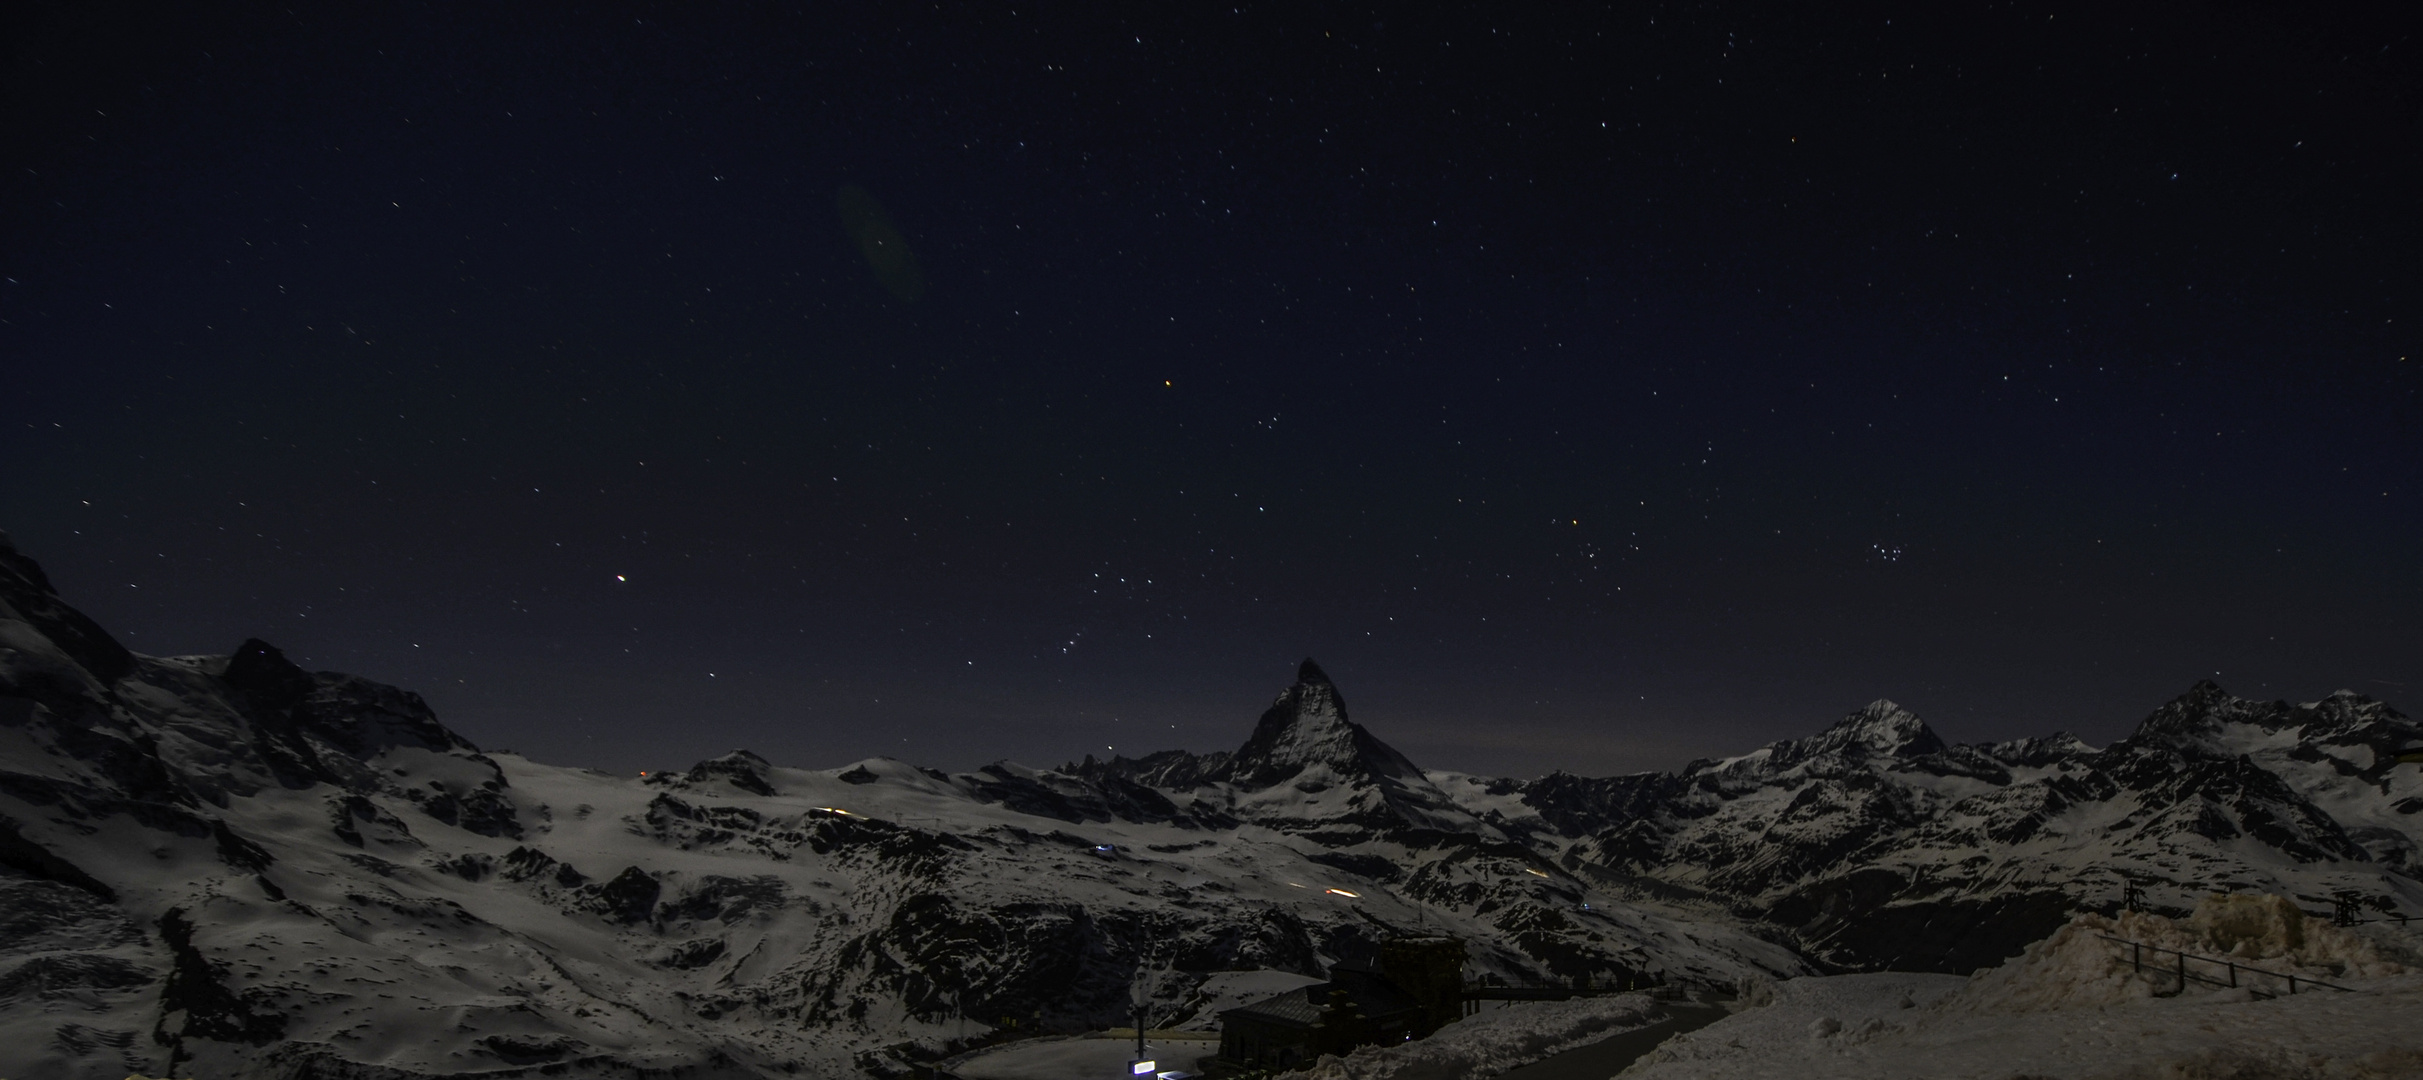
595, 866, 663, 924
155, 907, 288, 1049
0, 815, 117, 900
681, 749, 780, 796
0, 531, 133, 684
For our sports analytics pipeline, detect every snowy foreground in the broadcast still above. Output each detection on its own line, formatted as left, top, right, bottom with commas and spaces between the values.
1231, 901, 2423, 1080
948, 996, 1665, 1080
1271, 994, 1669, 1080
1623, 906, 2423, 1080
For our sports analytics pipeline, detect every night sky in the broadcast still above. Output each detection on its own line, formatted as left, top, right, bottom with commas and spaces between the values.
5, 3, 2417, 780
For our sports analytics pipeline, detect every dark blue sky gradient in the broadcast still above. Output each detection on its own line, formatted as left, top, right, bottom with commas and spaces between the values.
4, 2, 2417, 778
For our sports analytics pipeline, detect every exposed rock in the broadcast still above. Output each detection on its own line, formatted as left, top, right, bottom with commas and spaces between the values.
595, 865, 662, 924
0, 531, 131, 684
154, 907, 287, 1048
0, 816, 116, 901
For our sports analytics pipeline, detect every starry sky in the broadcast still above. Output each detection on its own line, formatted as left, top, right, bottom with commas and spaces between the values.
4, 2, 2417, 780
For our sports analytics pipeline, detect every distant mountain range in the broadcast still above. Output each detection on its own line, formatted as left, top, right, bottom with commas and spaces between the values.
2, 533, 2416, 1078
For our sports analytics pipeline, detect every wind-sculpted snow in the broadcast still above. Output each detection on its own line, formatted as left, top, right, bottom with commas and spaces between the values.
0, 530, 2417, 1078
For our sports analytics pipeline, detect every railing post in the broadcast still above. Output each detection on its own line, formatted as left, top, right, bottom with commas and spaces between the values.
2104, 933, 2346, 996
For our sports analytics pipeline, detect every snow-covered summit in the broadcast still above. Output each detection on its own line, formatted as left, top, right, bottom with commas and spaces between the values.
2121, 679, 2411, 766
1793, 699, 1948, 761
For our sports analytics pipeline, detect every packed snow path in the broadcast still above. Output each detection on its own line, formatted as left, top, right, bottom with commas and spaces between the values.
1493, 1001, 1729, 1080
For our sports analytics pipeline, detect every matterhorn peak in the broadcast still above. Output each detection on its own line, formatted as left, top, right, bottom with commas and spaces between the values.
1216, 658, 1421, 788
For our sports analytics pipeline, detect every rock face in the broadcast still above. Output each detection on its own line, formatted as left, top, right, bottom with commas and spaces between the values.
1220, 659, 1416, 786
1140, 658, 1487, 837
1, 531, 2418, 1078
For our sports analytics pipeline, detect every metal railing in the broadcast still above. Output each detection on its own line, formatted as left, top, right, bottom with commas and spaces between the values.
2117, 883, 2414, 929
2345, 913, 2419, 927
1459, 974, 1657, 1015
2096, 934, 2352, 997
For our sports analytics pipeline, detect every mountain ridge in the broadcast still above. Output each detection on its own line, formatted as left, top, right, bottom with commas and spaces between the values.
2, 532, 2418, 1078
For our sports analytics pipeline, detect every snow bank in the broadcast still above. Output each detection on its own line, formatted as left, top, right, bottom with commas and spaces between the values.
1272, 994, 1662, 1080
1630, 974, 2423, 1079
2185, 894, 2406, 978
1945, 896, 2404, 1016
1622, 897, 2423, 1080
2350, 920, 2423, 968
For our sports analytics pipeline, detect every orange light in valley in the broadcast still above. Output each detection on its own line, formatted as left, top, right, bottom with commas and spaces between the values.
1326, 888, 1360, 898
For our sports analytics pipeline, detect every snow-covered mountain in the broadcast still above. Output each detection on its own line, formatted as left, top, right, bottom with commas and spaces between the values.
2, 532, 2417, 1078
1500, 690, 2423, 973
